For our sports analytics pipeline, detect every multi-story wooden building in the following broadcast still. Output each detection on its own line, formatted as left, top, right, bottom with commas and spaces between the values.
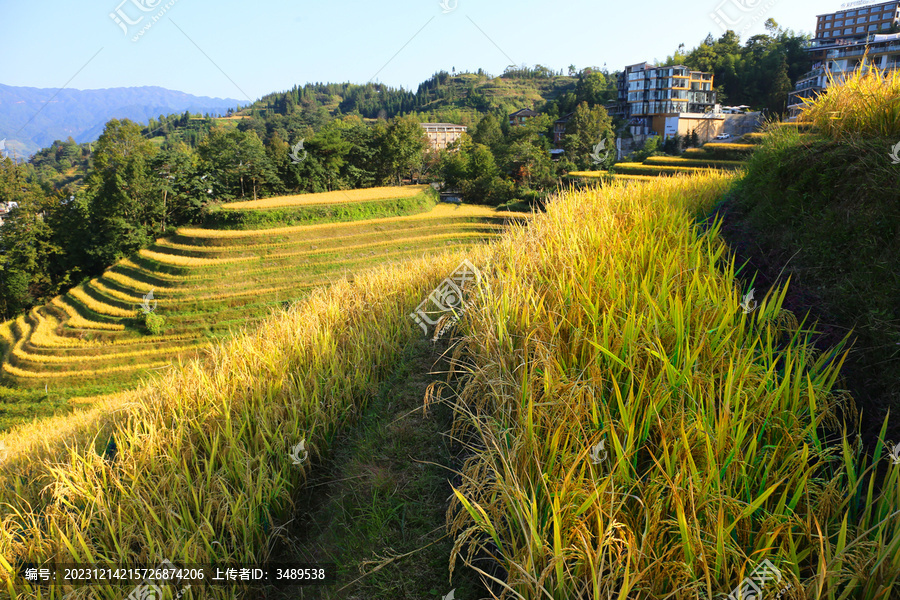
553, 112, 574, 145
508, 108, 539, 127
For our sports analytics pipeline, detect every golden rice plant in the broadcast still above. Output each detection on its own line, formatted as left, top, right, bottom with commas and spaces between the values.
443, 172, 899, 599
569, 172, 663, 184
24, 309, 95, 349
67, 287, 137, 318
11, 341, 204, 364
3, 359, 172, 379
701, 142, 756, 152
615, 161, 721, 171
158, 219, 503, 256
138, 248, 259, 267
89, 279, 154, 305
262, 230, 499, 261
740, 132, 767, 144
643, 156, 746, 169
0, 249, 488, 600
103, 267, 190, 292
798, 60, 900, 138
219, 184, 429, 211
51, 297, 126, 331
151, 239, 491, 303
566, 170, 609, 178
612, 162, 724, 177
0, 321, 15, 347
115, 258, 189, 282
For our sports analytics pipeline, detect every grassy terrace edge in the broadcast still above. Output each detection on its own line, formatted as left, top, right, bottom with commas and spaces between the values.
203, 187, 438, 230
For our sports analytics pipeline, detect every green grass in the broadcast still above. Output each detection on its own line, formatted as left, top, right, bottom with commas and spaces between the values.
263, 338, 485, 599
204, 189, 437, 230
715, 118, 900, 449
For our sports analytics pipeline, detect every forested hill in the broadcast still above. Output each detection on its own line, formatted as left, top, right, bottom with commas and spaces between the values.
245, 24, 814, 126
245, 66, 603, 127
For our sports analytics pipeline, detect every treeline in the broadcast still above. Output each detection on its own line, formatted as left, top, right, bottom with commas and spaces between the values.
664, 20, 812, 113
439, 101, 615, 205
254, 66, 598, 121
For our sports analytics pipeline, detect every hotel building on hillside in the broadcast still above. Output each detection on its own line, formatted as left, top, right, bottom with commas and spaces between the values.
788, 1, 900, 117
421, 123, 467, 150
617, 62, 722, 141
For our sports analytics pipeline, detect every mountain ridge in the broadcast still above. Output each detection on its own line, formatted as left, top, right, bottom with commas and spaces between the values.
0, 83, 244, 156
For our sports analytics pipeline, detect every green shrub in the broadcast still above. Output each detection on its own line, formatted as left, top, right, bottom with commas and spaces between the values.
143, 311, 167, 335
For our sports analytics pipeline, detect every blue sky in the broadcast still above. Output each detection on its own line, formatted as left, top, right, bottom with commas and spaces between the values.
1, 0, 832, 103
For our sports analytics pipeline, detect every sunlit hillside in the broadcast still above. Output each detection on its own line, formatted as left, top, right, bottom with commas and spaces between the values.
0, 188, 527, 432
2, 171, 897, 599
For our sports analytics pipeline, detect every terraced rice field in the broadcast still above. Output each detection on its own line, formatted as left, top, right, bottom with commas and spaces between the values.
0, 201, 527, 406
568, 133, 758, 183
207, 184, 436, 229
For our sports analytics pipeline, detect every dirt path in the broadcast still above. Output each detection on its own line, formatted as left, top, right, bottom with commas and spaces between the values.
259, 337, 486, 600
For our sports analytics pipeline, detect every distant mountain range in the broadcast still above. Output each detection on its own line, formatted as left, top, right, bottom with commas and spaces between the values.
0, 84, 244, 157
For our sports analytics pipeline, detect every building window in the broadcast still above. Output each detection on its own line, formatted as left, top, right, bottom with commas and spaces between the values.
845, 28, 853, 34
826, 14, 832, 20
869, 24, 878, 30
835, 20, 843, 26
857, 26, 865, 32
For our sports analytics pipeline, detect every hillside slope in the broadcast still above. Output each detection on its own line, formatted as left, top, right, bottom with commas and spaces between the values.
2, 173, 897, 599
0, 190, 527, 432
713, 122, 900, 446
